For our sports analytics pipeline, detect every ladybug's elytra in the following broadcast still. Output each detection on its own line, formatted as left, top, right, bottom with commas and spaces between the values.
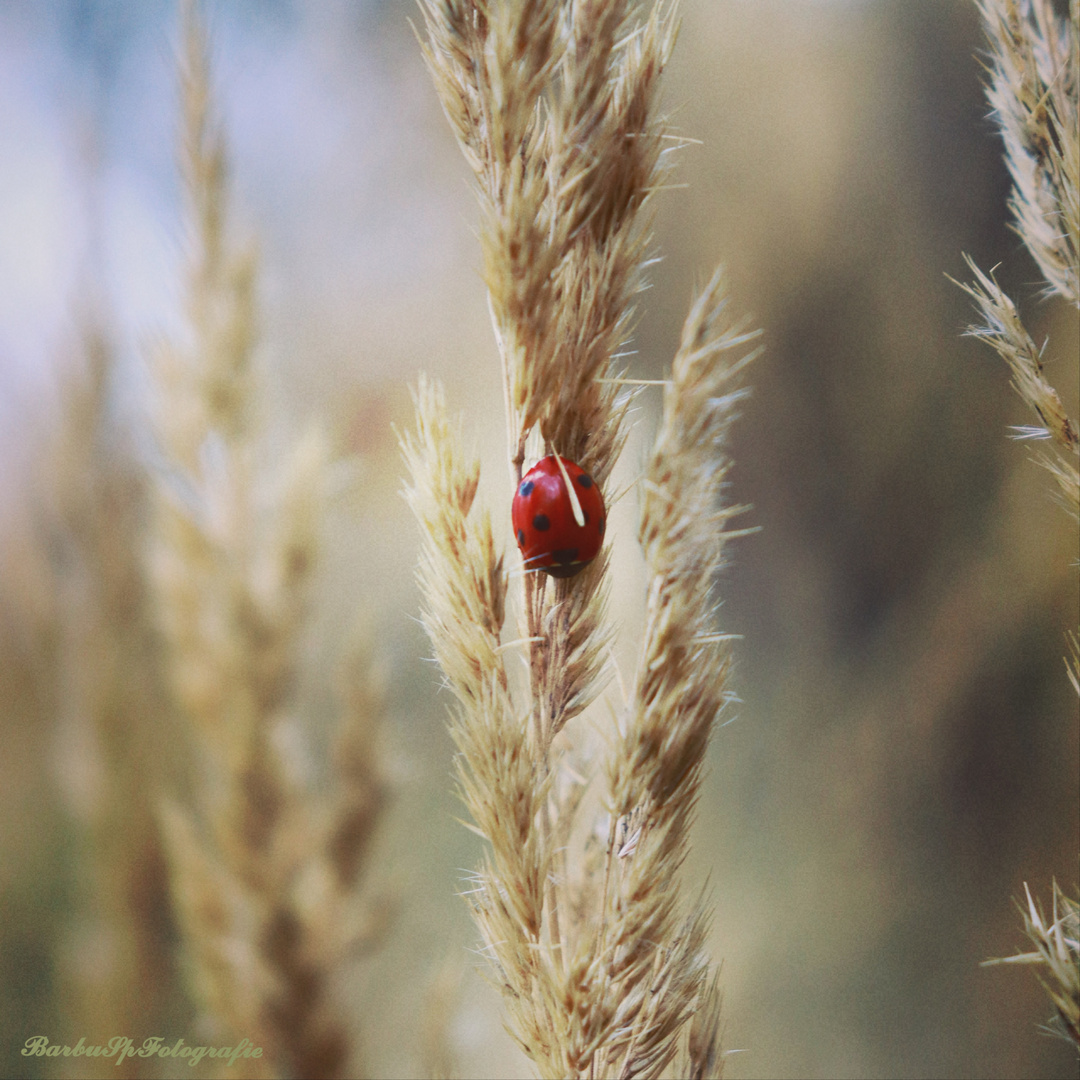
512, 455, 606, 578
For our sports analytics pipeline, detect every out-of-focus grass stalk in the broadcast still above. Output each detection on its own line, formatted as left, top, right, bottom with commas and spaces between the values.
407, 3, 759, 1076
49, 324, 179, 1079
149, 5, 388, 1076
957, 0, 1079, 1051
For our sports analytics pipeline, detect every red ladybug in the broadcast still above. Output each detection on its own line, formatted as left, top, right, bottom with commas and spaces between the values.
512, 455, 606, 578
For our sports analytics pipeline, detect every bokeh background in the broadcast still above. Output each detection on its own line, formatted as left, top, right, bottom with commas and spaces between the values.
1, 1, 1077, 1078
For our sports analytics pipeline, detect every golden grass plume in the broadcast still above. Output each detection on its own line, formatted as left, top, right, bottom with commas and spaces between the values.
959, 0, 1080, 1052
406, 3, 760, 1075
149, 5, 389, 1076
984, 883, 1080, 1046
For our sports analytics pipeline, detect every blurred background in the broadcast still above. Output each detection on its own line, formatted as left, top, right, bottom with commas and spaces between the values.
0, 1, 1077, 1078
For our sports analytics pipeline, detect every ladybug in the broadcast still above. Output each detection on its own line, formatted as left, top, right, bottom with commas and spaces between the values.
512, 455, 606, 578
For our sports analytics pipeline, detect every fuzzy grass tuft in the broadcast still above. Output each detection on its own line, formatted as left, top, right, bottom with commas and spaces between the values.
984, 882, 1080, 1046
407, 3, 758, 1075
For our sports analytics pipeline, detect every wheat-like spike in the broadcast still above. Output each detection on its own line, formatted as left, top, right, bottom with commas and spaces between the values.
403, 281, 755, 1080
1019, 882, 1080, 1046
977, 0, 1079, 305
983, 882, 1080, 1046
421, 3, 677, 808
420, 0, 564, 461
47, 324, 179, 1080
954, 256, 1079, 515
152, 5, 386, 1077
400, 376, 511, 717
595, 270, 756, 1079
961, 0, 1080, 1053
413, 3, 753, 1076
159, 802, 279, 1080
612, 272, 756, 818
400, 377, 553, 989
421, 0, 673, 480
422, 0, 672, 766
1023, 882, 1080, 1046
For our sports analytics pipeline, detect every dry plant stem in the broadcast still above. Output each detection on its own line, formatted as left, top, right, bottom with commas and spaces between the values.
955, 258, 1080, 513
415, 1, 750, 1076
51, 327, 177, 1079
421, 0, 676, 780
976, 0, 1079, 304
599, 271, 758, 1080
984, 883, 1080, 1045
961, 0, 1080, 1052
404, 285, 754, 1077
152, 5, 385, 1077
421, 0, 674, 474
401, 378, 542, 944
402, 375, 568, 1054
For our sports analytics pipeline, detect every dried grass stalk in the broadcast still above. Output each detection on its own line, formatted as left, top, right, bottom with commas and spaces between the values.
959, 0, 1080, 1051
420, 0, 675, 479
48, 325, 178, 1079
976, 0, 1079, 304
150, 5, 387, 1076
984, 883, 1080, 1046
408, 4, 758, 1075
955, 257, 1079, 514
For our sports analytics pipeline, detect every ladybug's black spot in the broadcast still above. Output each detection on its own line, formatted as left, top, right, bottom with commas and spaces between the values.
598, 517, 605, 536
553, 548, 579, 564
519, 480, 534, 497
576, 474, 594, 489
532, 513, 550, 531
516, 529, 526, 546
